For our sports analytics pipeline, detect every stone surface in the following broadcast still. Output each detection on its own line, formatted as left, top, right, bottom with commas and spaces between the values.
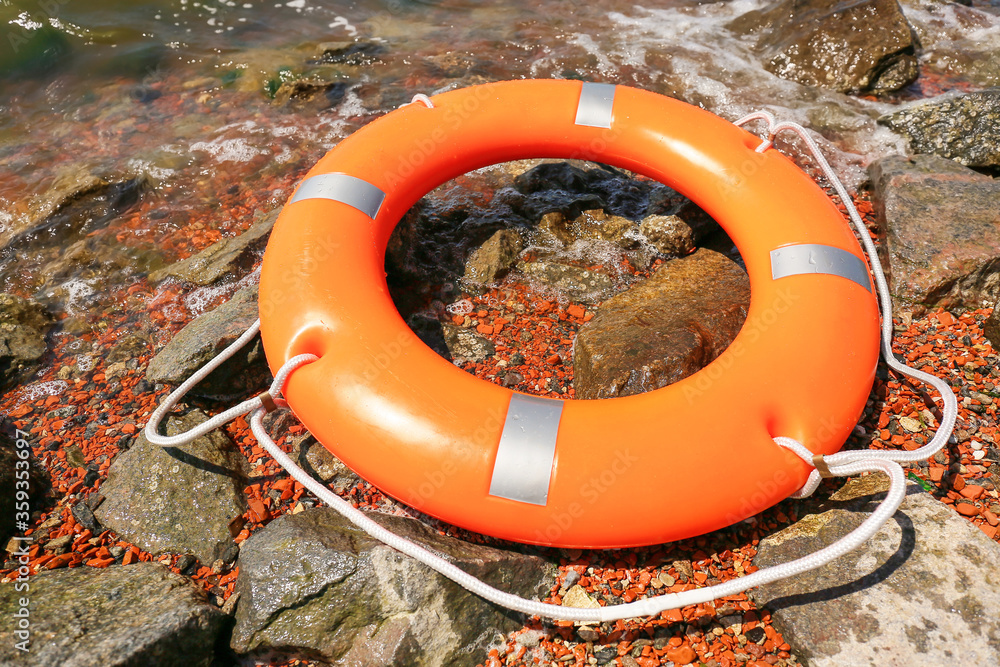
573, 249, 749, 399
879, 89, 1000, 168
751, 475, 1000, 666
538, 209, 640, 249
868, 154, 1000, 312
463, 228, 524, 287
442, 323, 496, 363
94, 409, 248, 565
638, 214, 695, 256
731, 0, 919, 94
149, 208, 278, 285
517, 259, 616, 305
0, 563, 227, 667
289, 431, 360, 494
0, 293, 55, 391
145, 284, 271, 399
231, 507, 554, 666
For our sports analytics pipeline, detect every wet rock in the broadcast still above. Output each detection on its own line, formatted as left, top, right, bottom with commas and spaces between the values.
0, 164, 148, 252
0, 294, 55, 390
149, 208, 278, 285
94, 409, 249, 565
539, 209, 640, 249
311, 40, 386, 66
878, 89, 1000, 168
145, 284, 271, 399
985, 308, 1000, 350
750, 475, 1000, 666
868, 154, 1000, 312
517, 259, 616, 305
0, 426, 50, 546
231, 507, 553, 665
442, 324, 496, 363
0, 563, 227, 667
105, 332, 152, 365
731, 0, 919, 94
463, 229, 524, 287
573, 249, 749, 399
638, 214, 695, 255
289, 433, 360, 494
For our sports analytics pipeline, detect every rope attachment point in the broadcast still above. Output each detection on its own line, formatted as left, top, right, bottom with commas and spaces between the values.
258, 391, 277, 413
811, 454, 834, 479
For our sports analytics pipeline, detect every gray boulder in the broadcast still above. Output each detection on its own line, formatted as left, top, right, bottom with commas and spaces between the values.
730, 0, 919, 94
573, 249, 749, 399
879, 89, 1000, 168
149, 208, 278, 285
751, 475, 1000, 666
868, 154, 1000, 312
0, 563, 227, 667
145, 283, 270, 399
94, 409, 248, 565
231, 508, 554, 666
0, 294, 55, 391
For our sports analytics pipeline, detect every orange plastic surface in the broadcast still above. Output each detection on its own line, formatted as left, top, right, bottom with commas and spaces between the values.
258, 80, 880, 548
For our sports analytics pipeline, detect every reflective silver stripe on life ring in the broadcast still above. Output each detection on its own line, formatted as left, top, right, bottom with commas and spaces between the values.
770, 243, 872, 293
289, 173, 386, 219
575, 82, 616, 129
489, 394, 564, 506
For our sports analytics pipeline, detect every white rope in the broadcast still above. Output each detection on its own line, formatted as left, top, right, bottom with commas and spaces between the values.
143, 114, 957, 622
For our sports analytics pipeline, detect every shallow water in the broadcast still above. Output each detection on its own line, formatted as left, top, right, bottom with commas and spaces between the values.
2, 0, 1000, 319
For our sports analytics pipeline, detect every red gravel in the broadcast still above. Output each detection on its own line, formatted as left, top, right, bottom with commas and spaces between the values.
2, 181, 998, 667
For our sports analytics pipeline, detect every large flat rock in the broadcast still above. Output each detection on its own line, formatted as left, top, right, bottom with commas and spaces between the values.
94, 409, 248, 565
750, 475, 1000, 666
573, 248, 749, 399
0, 563, 226, 667
868, 154, 1000, 312
231, 507, 554, 666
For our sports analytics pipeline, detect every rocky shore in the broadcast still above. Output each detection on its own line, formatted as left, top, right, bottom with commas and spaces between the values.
2, 0, 1000, 666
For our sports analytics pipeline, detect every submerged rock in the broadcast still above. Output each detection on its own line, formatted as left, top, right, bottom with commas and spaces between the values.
0, 165, 148, 254
0, 294, 55, 390
149, 208, 278, 286
442, 323, 496, 363
463, 228, 524, 288
731, 0, 919, 94
868, 154, 1000, 312
638, 214, 696, 256
94, 409, 249, 565
0, 564, 226, 667
878, 89, 1000, 168
145, 284, 270, 399
230, 507, 553, 665
517, 258, 616, 304
573, 249, 749, 399
750, 475, 1000, 666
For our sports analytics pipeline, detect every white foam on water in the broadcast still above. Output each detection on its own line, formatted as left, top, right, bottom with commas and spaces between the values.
190, 136, 268, 163
59, 278, 98, 316
13, 380, 68, 404
76, 354, 98, 372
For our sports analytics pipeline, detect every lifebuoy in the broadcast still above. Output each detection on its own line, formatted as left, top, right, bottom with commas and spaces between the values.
258, 79, 879, 548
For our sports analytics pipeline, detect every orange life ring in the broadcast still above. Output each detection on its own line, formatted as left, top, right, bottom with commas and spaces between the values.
259, 79, 879, 548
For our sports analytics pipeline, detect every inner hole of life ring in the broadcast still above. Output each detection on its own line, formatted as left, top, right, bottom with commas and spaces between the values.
385, 159, 749, 401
